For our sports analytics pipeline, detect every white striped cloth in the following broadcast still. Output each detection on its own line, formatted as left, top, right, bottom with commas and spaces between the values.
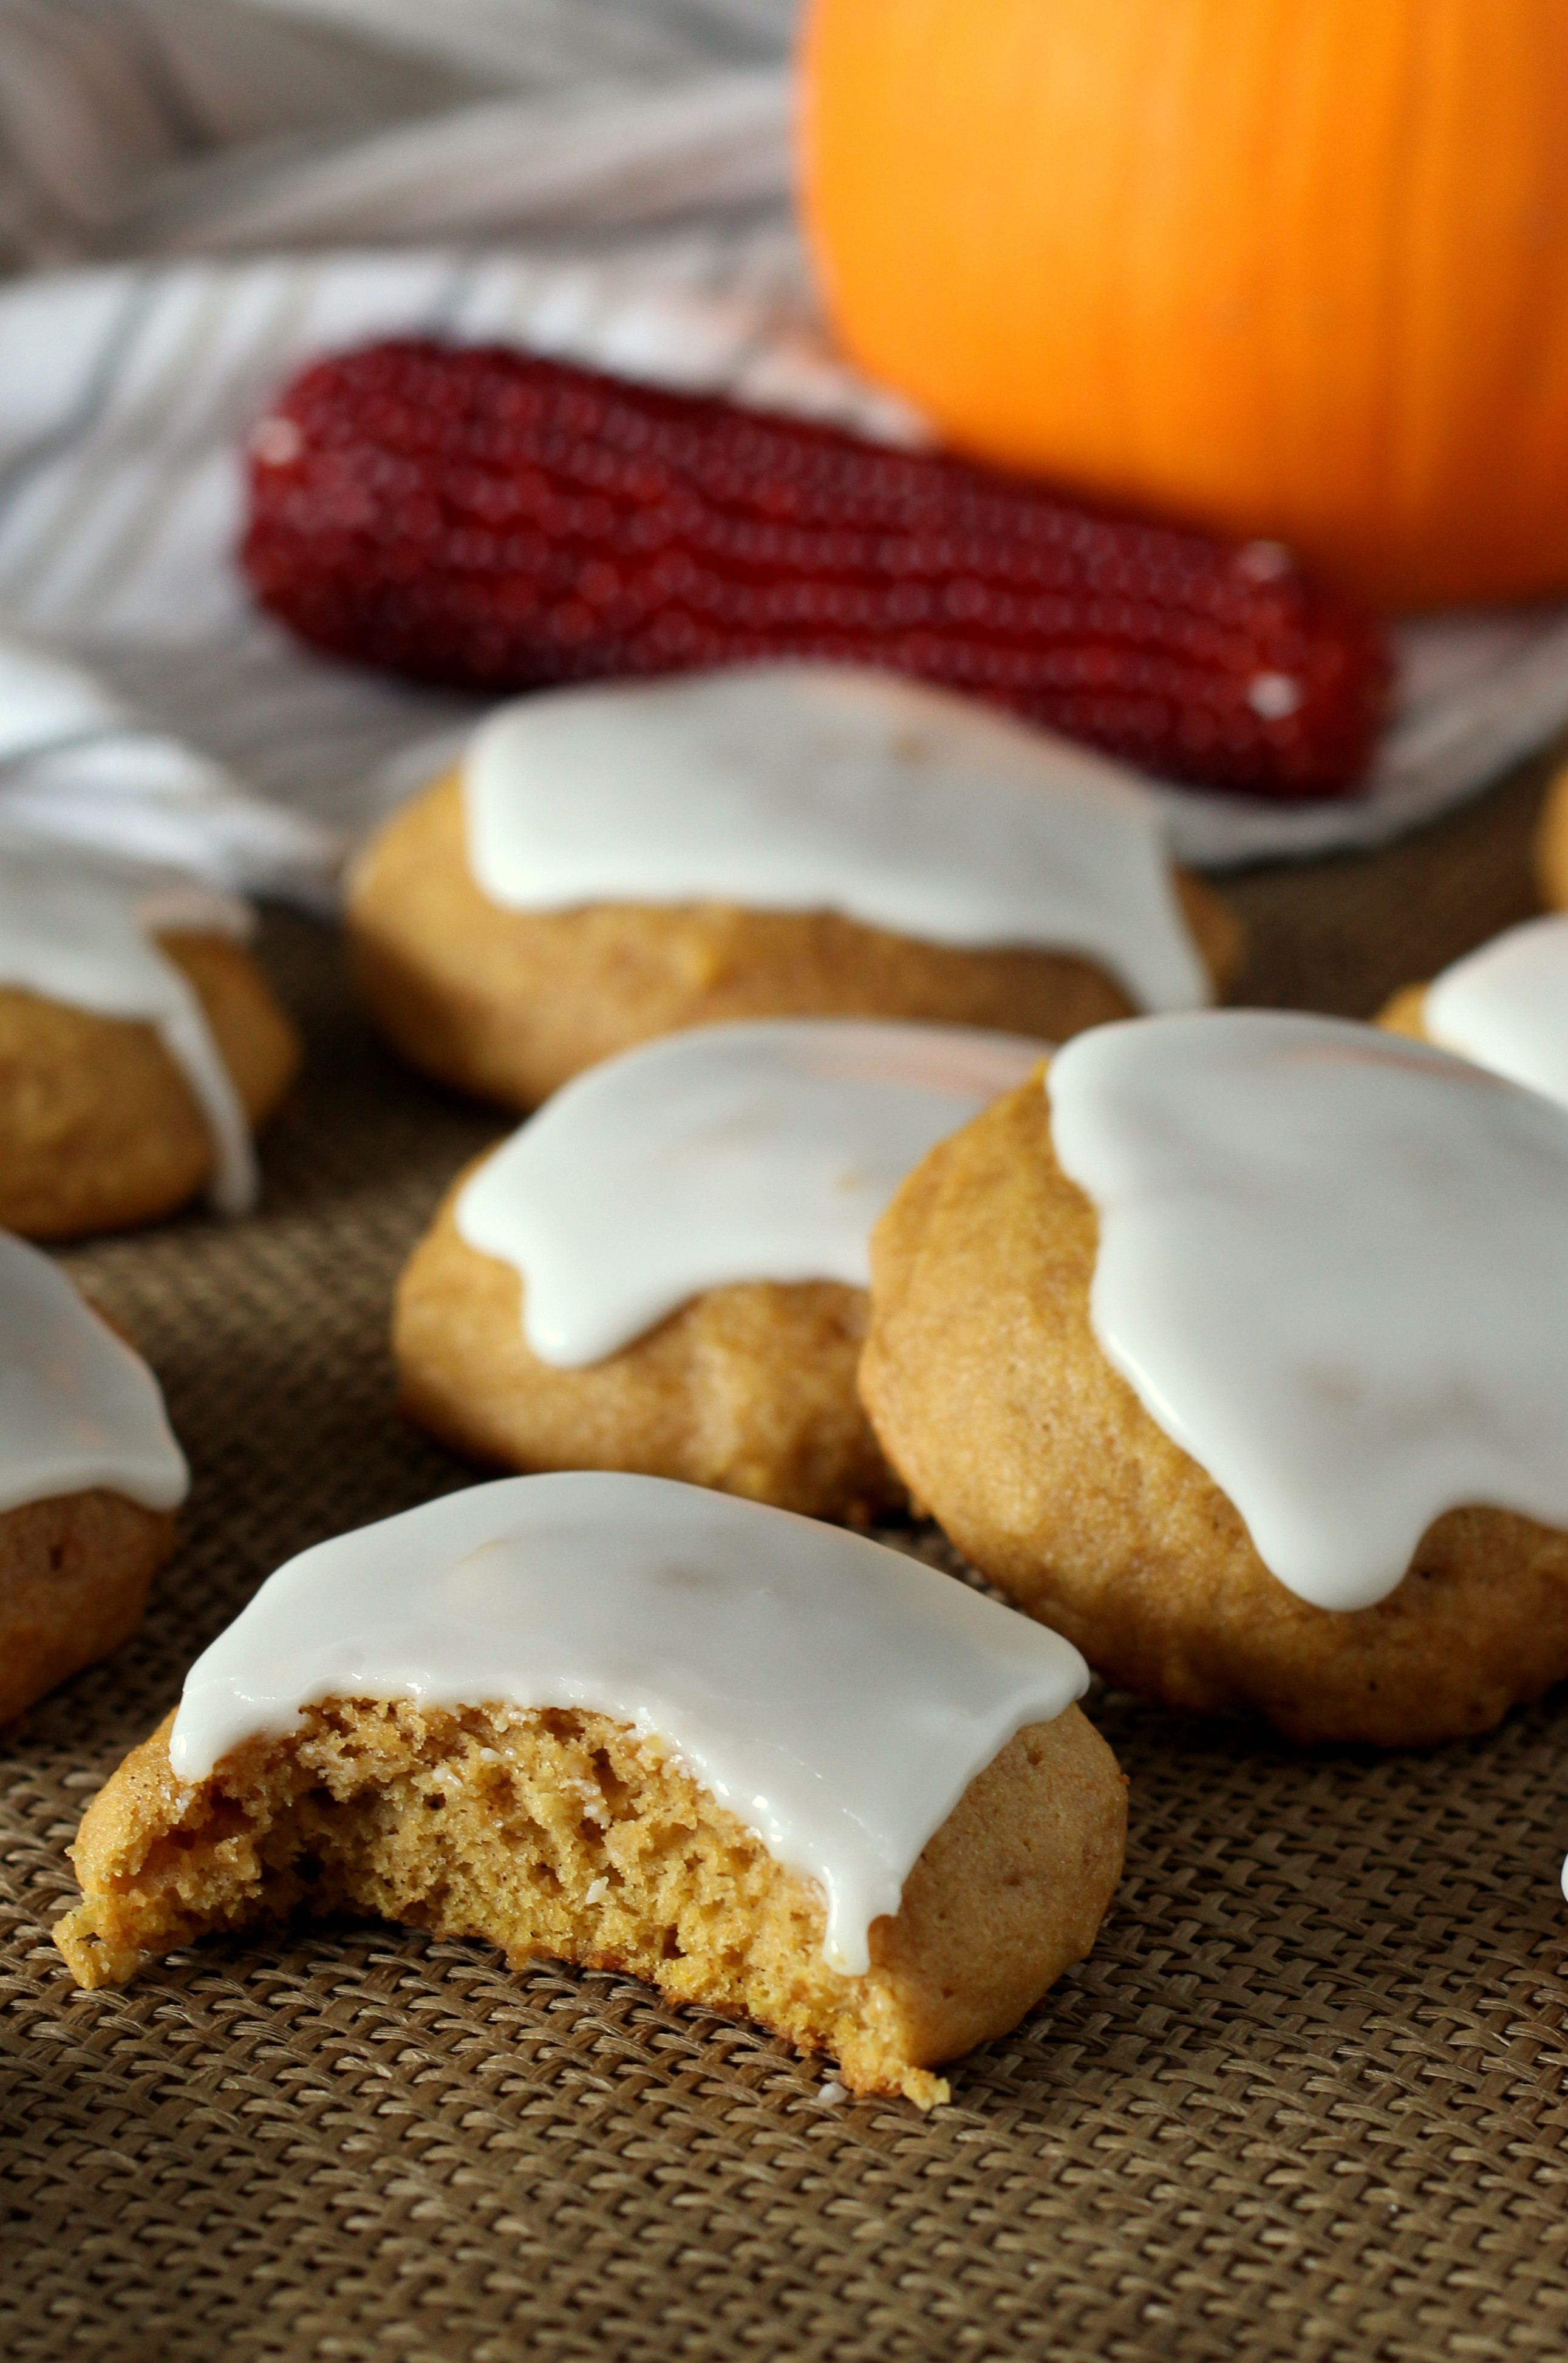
0, 0, 1566, 899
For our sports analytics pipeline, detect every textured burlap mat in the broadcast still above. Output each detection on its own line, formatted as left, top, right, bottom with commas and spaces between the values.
4, 755, 1568, 2363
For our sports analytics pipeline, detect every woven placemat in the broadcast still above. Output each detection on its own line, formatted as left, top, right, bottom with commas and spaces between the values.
4, 757, 1568, 2363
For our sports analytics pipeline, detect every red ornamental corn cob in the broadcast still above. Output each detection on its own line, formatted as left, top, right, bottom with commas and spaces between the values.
242, 339, 1391, 800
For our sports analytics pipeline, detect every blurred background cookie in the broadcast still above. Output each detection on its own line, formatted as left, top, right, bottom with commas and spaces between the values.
0, 843, 301, 1239
861, 1011, 1568, 1747
396, 1020, 1046, 1519
1379, 912, 1568, 1108
1535, 759, 1568, 910
349, 667, 1238, 1109
0, 1230, 187, 1724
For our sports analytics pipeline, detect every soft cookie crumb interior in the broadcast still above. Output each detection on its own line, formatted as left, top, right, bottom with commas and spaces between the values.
56, 1699, 967, 2103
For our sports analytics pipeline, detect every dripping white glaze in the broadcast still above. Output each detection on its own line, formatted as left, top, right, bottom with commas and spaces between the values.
1047, 1011, 1568, 1611
0, 843, 257, 1214
168, 1471, 1088, 1974
1422, 914, 1568, 1110
0, 1229, 188, 1514
457, 1019, 1048, 1365
462, 666, 1210, 1014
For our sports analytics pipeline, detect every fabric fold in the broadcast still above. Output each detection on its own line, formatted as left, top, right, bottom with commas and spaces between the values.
0, 621, 343, 903
0, 0, 1564, 899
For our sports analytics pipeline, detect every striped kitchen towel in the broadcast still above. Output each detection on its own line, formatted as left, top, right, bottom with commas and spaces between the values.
0, 0, 1566, 898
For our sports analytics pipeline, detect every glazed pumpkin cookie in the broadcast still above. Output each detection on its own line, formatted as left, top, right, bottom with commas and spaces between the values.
0, 842, 300, 1238
1535, 759, 1568, 910
349, 666, 1239, 1110
1379, 913, 1568, 1108
861, 1011, 1568, 1747
397, 1018, 1045, 1520
53, 1473, 1126, 2107
0, 1229, 186, 1723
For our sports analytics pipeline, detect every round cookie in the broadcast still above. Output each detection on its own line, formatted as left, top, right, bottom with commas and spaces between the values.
0, 1490, 177, 1726
397, 1021, 1047, 1520
53, 1473, 1126, 2107
400, 1193, 893, 1521
860, 1022, 1568, 1747
0, 930, 299, 1239
348, 669, 1240, 1111
0, 845, 301, 1238
1377, 980, 1433, 1042
0, 1230, 187, 1722
1379, 912, 1568, 1110
1535, 757, 1568, 910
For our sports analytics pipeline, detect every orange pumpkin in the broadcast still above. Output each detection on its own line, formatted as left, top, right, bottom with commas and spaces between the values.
800, 0, 1568, 609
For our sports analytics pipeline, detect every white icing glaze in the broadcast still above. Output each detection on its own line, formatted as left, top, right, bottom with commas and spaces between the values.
462, 666, 1210, 1014
168, 1471, 1088, 1974
0, 842, 257, 1214
1422, 914, 1568, 1110
457, 1019, 1048, 1365
1047, 1011, 1568, 1612
0, 1229, 188, 1515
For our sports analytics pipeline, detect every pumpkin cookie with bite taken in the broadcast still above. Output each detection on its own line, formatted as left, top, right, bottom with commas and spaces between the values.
861, 1011, 1568, 1747
349, 666, 1238, 1111
53, 1473, 1127, 2108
